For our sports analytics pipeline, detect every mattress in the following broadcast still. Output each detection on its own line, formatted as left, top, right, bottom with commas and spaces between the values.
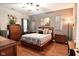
21, 33, 51, 46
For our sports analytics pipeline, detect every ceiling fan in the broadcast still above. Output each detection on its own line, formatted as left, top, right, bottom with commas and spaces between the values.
22, 3, 40, 11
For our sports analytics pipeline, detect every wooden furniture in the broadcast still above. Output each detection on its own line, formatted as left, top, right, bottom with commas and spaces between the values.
7, 24, 22, 41
69, 49, 75, 56
55, 32, 66, 44
21, 39, 52, 51
68, 41, 76, 56
74, 49, 79, 56
68, 41, 76, 49
0, 36, 16, 56
21, 26, 53, 51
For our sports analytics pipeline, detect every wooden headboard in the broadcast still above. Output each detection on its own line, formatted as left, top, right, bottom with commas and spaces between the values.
38, 26, 53, 34
39, 26, 53, 30
38, 26, 53, 39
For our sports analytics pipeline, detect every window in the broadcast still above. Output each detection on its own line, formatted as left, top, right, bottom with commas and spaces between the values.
23, 19, 27, 32
21, 18, 27, 33
55, 16, 62, 31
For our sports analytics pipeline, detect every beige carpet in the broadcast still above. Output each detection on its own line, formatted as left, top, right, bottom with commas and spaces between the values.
17, 42, 68, 56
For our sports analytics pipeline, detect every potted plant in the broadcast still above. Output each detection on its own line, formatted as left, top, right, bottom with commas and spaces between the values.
9, 19, 16, 25
7, 15, 17, 30
8, 15, 17, 25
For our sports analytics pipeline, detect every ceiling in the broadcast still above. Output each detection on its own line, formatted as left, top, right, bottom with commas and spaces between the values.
0, 3, 74, 15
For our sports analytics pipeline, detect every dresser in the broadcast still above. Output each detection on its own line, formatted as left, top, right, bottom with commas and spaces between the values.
0, 36, 16, 56
7, 24, 22, 41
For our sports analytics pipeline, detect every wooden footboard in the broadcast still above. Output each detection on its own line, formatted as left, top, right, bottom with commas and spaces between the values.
21, 39, 52, 51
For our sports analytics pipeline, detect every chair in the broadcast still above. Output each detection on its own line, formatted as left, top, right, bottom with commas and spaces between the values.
69, 49, 75, 56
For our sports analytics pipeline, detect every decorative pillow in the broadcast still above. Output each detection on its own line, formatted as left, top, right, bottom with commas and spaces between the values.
43, 28, 49, 34
48, 30, 52, 34
38, 28, 43, 34
38, 30, 43, 34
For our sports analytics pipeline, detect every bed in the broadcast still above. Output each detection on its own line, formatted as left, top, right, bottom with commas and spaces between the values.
21, 26, 53, 51
21, 33, 51, 46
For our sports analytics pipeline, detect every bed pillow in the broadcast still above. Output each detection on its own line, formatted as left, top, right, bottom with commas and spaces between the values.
38, 28, 43, 34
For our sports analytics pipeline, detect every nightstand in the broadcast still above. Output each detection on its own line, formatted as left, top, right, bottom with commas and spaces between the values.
54, 32, 67, 44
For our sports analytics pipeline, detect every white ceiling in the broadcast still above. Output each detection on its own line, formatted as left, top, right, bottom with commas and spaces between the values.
0, 3, 74, 15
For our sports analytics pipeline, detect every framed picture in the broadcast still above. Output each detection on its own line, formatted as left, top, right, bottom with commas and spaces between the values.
40, 17, 50, 26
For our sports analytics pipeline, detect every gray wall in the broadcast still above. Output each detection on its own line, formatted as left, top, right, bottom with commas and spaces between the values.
29, 8, 73, 40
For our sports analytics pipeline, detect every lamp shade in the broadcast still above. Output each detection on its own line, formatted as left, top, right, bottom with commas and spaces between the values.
64, 17, 73, 24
